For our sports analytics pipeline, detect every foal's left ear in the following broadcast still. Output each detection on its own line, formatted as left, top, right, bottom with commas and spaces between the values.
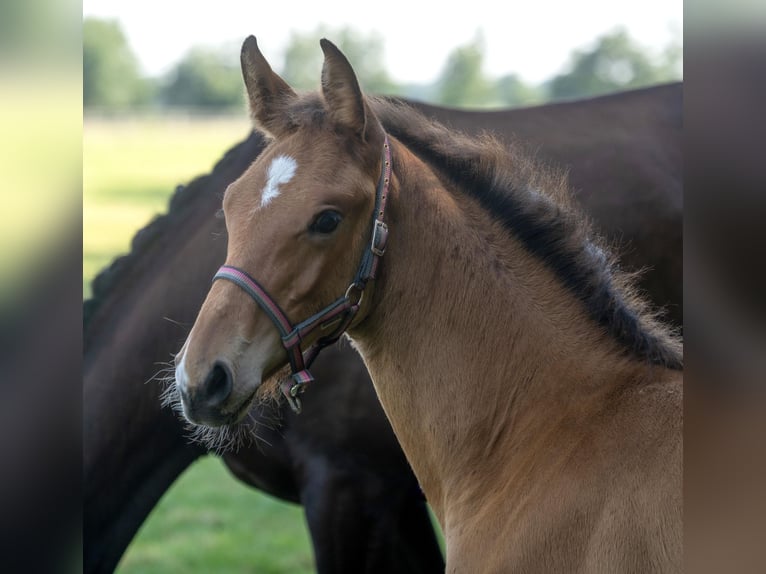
320, 39, 382, 144
241, 35, 297, 137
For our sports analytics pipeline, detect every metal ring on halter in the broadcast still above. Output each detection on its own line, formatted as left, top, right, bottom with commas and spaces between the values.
286, 390, 302, 413
344, 283, 365, 308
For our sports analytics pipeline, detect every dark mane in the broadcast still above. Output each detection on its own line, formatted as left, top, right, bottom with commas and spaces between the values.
84, 212, 169, 330
83, 135, 259, 331
370, 98, 682, 369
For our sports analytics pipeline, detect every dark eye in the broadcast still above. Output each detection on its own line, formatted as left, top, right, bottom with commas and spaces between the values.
309, 210, 342, 234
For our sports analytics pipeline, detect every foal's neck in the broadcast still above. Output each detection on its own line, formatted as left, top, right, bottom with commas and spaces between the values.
349, 145, 645, 519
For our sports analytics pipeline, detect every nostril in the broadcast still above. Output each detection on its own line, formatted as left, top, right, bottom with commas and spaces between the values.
202, 362, 233, 407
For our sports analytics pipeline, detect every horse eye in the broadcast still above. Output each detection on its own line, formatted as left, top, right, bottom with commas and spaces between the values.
310, 210, 342, 234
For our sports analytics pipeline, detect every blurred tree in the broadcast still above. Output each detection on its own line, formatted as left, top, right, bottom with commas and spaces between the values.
549, 28, 681, 100
282, 26, 398, 94
281, 32, 317, 90
435, 34, 495, 107
161, 47, 243, 110
83, 18, 150, 110
495, 73, 545, 107
657, 25, 683, 80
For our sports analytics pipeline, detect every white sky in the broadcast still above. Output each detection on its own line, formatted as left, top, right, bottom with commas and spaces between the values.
82, 0, 681, 85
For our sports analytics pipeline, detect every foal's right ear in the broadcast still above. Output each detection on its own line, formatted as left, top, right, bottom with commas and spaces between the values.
240, 36, 297, 138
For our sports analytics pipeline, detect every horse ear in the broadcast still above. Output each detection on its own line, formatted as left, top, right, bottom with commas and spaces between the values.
240, 35, 297, 137
320, 39, 382, 143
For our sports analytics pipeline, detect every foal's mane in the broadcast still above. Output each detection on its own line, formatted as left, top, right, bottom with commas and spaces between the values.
369, 98, 683, 369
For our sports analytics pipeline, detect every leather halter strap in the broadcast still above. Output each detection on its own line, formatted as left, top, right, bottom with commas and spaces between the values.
213, 135, 392, 413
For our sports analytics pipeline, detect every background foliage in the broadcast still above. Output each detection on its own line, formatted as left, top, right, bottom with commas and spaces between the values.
282, 26, 396, 94
549, 28, 681, 100
82, 19, 682, 111
83, 19, 151, 110
160, 47, 245, 109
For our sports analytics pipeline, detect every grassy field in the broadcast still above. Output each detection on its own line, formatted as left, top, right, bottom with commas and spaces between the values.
84, 115, 317, 573
116, 458, 314, 574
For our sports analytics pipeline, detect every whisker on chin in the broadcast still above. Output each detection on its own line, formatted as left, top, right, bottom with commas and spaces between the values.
155, 367, 281, 455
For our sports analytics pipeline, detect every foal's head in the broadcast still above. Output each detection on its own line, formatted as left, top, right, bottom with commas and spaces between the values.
175, 37, 387, 426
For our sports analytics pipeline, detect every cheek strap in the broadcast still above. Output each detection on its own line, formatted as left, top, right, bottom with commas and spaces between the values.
212, 135, 392, 413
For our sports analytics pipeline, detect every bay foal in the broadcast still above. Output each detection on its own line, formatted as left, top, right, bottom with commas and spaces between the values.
176, 37, 682, 572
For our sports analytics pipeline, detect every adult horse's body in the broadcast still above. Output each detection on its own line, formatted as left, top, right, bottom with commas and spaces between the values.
175, 37, 682, 572
84, 77, 681, 571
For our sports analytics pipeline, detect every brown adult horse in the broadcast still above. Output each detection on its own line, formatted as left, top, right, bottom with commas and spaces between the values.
85, 82, 681, 571
176, 37, 683, 572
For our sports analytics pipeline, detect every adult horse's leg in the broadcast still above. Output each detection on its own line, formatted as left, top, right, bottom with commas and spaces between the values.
394, 497, 445, 572
298, 454, 443, 574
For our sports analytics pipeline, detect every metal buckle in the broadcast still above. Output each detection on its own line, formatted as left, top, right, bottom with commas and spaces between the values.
286, 383, 304, 414
371, 220, 388, 256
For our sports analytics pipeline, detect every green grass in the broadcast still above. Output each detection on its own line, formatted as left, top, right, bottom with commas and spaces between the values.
116, 458, 315, 574
84, 114, 317, 572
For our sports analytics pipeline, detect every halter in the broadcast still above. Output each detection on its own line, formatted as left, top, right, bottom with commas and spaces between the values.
213, 135, 392, 413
